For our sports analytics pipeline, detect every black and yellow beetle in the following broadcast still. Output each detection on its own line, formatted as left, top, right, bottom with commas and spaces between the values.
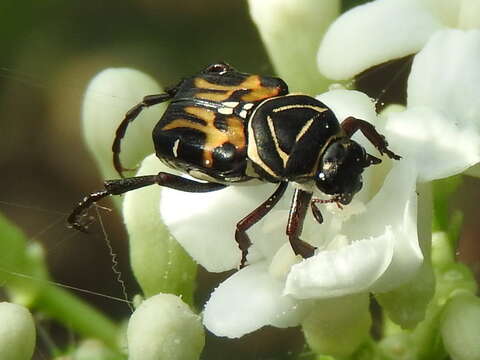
69, 62, 400, 268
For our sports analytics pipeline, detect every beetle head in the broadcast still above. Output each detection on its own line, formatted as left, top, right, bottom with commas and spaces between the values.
315, 138, 381, 205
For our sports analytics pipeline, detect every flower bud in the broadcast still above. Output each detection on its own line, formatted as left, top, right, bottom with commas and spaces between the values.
82, 68, 164, 181
123, 155, 196, 301
0, 302, 36, 360
127, 294, 204, 360
441, 293, 480, 360
248, 0, 339, 94
302, 294, 371, 357
72, 339, 117, 360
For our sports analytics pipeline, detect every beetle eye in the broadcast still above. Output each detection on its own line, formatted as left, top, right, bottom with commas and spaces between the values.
204, 63, 231, 75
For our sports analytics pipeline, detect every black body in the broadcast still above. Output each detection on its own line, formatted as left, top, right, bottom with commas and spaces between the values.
68, 63, 401, 268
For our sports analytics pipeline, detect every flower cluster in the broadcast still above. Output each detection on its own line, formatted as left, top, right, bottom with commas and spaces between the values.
77, 0, 480, 359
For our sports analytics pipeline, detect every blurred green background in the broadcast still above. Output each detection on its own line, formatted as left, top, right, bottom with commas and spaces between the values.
0, 1, 479, 359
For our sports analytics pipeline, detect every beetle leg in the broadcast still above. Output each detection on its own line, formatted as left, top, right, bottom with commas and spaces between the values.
341, 116, 401, 160
235, 182, 288, 268
113, 91, 177, 177
310, 201, 323, 224
68, 172, 226, 232
287, 188, 317, 258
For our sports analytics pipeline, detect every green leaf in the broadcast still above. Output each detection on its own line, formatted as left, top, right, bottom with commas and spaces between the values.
0, 212, 48, 305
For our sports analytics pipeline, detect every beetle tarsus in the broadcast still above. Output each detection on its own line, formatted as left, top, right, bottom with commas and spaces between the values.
68, 173, 226, 232
341, 116, 401, 160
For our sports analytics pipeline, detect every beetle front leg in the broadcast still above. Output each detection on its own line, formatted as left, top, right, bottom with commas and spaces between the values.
68, 172, 226, 232
341, 116, 401, 160
287, 188, 317, 258
235, 182, 288, 268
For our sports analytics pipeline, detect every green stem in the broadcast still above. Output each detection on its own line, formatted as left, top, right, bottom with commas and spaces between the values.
34, 284, 120, 351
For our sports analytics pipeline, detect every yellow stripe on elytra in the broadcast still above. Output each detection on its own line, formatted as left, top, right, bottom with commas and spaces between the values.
194, 75, 280, 103
161, 106, 245, 168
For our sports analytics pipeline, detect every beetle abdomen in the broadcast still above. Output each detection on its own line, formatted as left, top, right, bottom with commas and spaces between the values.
247, 95, 342, 182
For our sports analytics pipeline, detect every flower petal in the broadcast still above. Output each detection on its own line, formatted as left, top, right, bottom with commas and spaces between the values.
317, 0, 443, 79
286, 159, 424, 298
284, 227, 394, 299
160, 182, 285, 272
317, 89, 378, 125
458, 0, 480, 29
407, 29, 480, 134
385, 107, 480, 181
344, 160, 423, 292
203, 262, 312, 338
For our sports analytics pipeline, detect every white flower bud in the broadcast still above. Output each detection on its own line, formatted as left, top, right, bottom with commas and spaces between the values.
248, 0, 339, 94
127, 294, 204, 360
72, 339, 117, 360
123, 154, 196, 300
441, 292, 480, 360
82, 68, 164, 181
0, 302, 36, 360
302, 294, 371, 357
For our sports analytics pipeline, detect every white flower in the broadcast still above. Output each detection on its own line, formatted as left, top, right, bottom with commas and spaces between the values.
316, 2, 480, 179
160, 27, 480, 337
80, 1, 480, 341
159, 89, 425, 338
317, 0, 480, 80
384, 29, 480, 181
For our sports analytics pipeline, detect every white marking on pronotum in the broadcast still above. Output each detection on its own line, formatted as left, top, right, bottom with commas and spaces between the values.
243, 103, 254, 110
172, 139, 180, 157
267, 115, 289, 167
239, 110, 248, 118
295, 117, 315, 142
272, 104, 328, 113
247, 119, 277, 178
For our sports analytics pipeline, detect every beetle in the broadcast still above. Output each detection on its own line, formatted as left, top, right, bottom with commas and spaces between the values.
68, 62, 400, 268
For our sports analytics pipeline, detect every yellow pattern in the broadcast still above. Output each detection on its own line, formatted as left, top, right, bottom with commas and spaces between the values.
194, 75, 280, 103
162, 106, 246, 167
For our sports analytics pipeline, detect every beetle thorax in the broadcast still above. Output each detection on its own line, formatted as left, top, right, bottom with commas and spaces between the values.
247, 94, 343, 183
